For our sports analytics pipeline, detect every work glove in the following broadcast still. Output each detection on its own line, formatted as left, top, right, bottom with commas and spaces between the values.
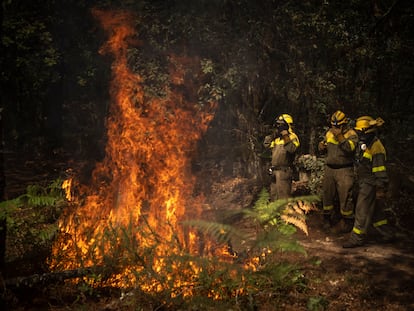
318, 140, 327, 151
331, 126, 345, 142
330, 126, 341, 135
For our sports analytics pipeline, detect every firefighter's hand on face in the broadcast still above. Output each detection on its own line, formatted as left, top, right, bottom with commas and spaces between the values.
331, 126, 345, 142
277, 120, 289, 136
330, 126, 342, 136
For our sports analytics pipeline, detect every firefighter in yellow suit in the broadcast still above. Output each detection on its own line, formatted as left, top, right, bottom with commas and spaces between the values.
343, 116, 394, 248
318, 110, 358, 232
263, 114, 300, 200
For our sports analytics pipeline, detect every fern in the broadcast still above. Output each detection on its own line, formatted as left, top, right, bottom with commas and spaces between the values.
183, 219, 245, 245
36, 224, 59, 243
281, 200, 319, 236
46, 193, 312, 307
1, 179, 66, 246
253, 229, 303, 253
180, 189, 319, 263
248, 189, 319, 236
19, 181, 65, 207
253, 188, 271, 210
0, 198, 21, 219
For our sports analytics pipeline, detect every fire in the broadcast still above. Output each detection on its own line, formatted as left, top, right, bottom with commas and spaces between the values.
61, 178, 73, 202
50, 9, 220, 291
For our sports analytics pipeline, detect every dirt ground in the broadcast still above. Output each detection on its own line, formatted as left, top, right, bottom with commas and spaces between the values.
277, 212, 414, 311
206, 176, 414, 311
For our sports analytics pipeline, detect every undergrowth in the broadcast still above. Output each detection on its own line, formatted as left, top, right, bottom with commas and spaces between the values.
3, 184, 320, 310
47, 188, 319, 310
0, 179, 66, 265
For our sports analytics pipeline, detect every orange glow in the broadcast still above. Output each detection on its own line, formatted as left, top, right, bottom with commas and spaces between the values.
50, 9, 262, 298
50, 8, 216, 281
61, 178, 73, 202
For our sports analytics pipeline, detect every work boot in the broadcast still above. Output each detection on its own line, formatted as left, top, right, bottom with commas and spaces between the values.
330, 211, 342, 227
343, 232, 364, 248
375, 225, 396, 243
331, 218, 354, 234
322, 213, 332, 232
341, 218, 354, 234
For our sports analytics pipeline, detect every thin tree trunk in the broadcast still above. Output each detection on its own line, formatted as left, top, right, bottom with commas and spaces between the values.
0, 0, 7, 275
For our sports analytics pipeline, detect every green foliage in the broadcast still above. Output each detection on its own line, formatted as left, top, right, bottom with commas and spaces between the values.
1, 179, 66, 262
1, 0, 413, 156
183, 219, 245, 245
307, 295, 329, 311
1, 18, 60, 88
0, 198, 20, 228
184, 188, 316, 258
0, 179, 65, 215
20, 181, 64, 208
128, 47, 170, 98
296, 154, 326, 196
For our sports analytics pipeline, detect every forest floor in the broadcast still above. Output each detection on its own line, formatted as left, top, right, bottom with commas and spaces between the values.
280, 212, 414, 311
205, 175, 414, 311
2, 153, 414, 310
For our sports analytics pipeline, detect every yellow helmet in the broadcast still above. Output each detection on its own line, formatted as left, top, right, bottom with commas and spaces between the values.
330, 110, 348, 126
354, 116, 384, 133
277, 113, 293, 124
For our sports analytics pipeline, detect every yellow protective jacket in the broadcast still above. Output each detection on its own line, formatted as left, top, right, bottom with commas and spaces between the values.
324, 127, 358, 167
356, 137, 388, 189
268, 132, 300, 168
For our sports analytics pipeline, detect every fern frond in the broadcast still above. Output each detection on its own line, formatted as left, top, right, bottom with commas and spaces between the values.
295, 200, 318, 214
281, 214, 308, 236
253, 188, 270, 210
280, 200, 318, 236
252, 229, 304, 254
183, 220, 245, 245
288, 202, 305, 216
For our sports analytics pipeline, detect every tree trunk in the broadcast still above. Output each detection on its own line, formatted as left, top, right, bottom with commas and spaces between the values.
0, 117, 5, 275
0, 0, 7, 275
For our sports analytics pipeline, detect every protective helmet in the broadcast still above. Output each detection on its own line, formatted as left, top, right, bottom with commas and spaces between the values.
354, 116, 384, 133
277, 113, 293, 124
330, 110, 348, 126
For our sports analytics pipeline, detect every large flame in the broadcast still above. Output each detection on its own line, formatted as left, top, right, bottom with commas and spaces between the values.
50, 9, 218, 290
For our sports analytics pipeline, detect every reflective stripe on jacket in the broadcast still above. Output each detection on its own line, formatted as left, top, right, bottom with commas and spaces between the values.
325, 128, 358, 166
269, 132, 300, 167
357, 138, 388, 189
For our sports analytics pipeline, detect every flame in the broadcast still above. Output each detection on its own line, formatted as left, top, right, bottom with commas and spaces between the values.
50, 9, 219, 291
62, 178, 73, 202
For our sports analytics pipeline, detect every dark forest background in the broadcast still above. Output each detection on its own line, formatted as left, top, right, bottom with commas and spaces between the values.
1, 0, 414, 189
1, 1, 414, 309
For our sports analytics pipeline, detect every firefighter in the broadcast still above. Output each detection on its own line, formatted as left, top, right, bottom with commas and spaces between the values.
318, 110, 357, 233
343, 116, 394, 248
263, 114, 300, 200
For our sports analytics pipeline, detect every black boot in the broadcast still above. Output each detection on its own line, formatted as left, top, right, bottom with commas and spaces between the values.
341, 218, 354, 233
322, 213, 332, 231
343, 232, 364, 248
331, 217, 354, 234
375, 224, 396, 243
330, 211, 342, 227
